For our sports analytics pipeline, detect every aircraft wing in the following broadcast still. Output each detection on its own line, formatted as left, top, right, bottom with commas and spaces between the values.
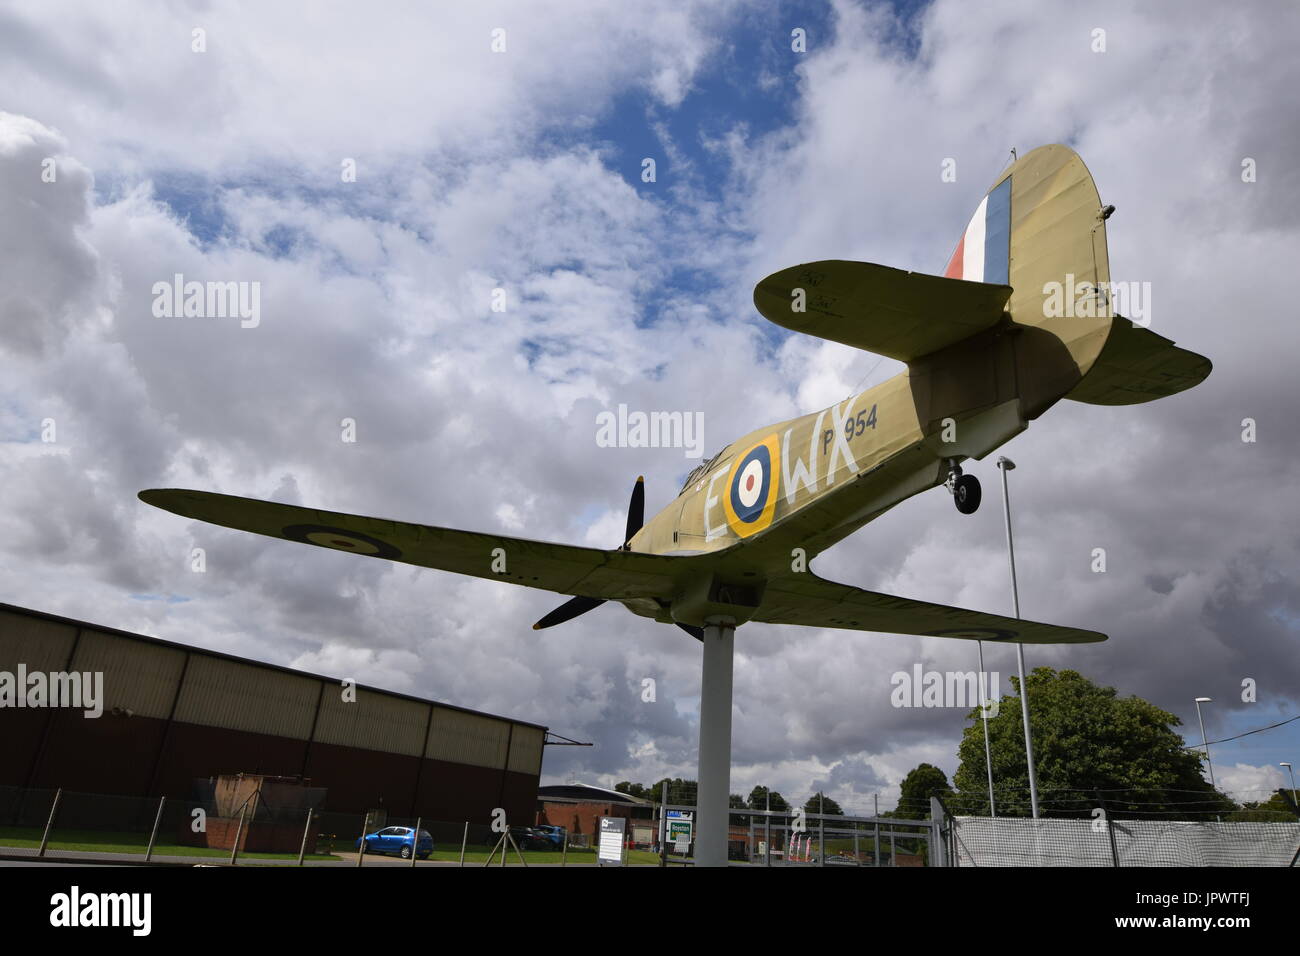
139, 489, 679, 602
753, 259, 1012, 362
750, 570, 1106, 644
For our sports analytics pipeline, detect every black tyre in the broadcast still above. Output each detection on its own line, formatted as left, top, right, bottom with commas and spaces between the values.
954, 474, 981, 514
400, 844, 412, 859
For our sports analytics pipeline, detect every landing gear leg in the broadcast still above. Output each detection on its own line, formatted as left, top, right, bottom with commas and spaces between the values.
945, 459, 981, 515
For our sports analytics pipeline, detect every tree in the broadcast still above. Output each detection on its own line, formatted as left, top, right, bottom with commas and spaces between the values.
896, 763, 952, 819
747, 785, 789, 812
642, 777, 697, 805
1231, 789, 1299, 821
803, 792, 843, 815
952, 667, 1234, 818
614, 781, 648, 800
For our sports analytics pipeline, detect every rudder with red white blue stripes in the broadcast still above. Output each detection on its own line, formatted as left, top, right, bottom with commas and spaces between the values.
943, 177, 1012, 286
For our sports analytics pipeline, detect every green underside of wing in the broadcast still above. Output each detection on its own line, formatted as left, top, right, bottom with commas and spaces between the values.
139, 489, 680, 602
751, 571, 1106, 644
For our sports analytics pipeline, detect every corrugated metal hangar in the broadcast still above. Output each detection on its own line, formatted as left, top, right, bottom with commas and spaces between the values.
0, 602, 546, 823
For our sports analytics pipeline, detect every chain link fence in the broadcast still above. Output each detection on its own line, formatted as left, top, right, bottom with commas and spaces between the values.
0, 784, 592, 865
934, 788, 1300, 866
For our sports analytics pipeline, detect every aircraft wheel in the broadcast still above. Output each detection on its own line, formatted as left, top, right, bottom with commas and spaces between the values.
954, 474, 981, 514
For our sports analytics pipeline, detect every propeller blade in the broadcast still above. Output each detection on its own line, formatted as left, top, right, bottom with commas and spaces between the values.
623, 476, 645, 547
533, 595, 605, 630
676, 623, 704, 641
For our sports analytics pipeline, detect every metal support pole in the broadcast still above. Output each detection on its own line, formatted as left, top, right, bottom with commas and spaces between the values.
978, 640, 996, 817
561, 831, 568, 866
145, 796, 166, 862
230, 804, 247, 866
355, 814, 369, 867
873, 821, 879, 867
410, 817, 421, 867
695, 617, 736, 867
998, 458, 1039, 818
1195, 698, 1216, 789
817, 794, 824, 867
458, 822, 468, 866
658, 780, 668, 867
38, 788, 61, 858
764, 792, 771, 867
297, 809, 313, 866
928, 796, 944, 867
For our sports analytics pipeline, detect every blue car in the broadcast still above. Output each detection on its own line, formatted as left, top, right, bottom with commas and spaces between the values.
356, 826, 433, 860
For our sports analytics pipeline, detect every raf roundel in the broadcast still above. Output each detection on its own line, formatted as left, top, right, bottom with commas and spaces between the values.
722, 435, 781, 538
281, 524, 403, 560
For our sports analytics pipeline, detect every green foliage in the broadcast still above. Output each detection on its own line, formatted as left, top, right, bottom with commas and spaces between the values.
895, 763, 952, 819
1231, 789, 1299, 821
747, 786, 789, 812
803, 792, 843, 815
952, 667, 1234, 818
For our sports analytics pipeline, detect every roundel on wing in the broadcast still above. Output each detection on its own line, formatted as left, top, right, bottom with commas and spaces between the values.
722, 435, 781, 538
281, 524, 403, 560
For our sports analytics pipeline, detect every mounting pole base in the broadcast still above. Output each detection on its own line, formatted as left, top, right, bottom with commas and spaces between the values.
695, 616, 736, 867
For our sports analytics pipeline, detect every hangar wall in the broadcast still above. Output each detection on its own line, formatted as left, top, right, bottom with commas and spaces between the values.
0, 603, 545, 823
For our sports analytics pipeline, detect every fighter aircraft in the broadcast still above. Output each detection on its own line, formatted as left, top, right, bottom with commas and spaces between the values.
141, 144, 1210, 647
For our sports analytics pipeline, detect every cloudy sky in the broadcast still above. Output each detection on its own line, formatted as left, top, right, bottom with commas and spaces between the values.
2, 0, 1297, 814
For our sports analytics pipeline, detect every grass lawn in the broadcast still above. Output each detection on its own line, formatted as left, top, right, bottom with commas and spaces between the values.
0, 825, 338, 862
0, 825, 669, 865
421, 845, 662, 865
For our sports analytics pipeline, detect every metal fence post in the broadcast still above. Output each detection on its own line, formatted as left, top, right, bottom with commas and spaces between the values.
873, 821, 880, 867
297, 809, 313, 866
458, 822, 468, 866
410, 817, 422, 867
817, 801, 825, 867
145, 796, 166, 863
37, 788, 62, 858
229, 804, 247, 866
355, 814, 369, 867
561, 831, 568, 867
1096, 790, 1120, 867
928, 796, 943, 867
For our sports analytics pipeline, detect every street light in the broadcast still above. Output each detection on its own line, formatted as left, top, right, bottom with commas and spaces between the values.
1193, 697, 1215, 789
1281, 762, 1297, 813
997, 456, 1040, 819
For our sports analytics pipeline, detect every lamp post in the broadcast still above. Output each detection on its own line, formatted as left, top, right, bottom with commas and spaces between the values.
997, 456, 1039, 818
1193, 697, 1215, 789
1281, 762, 1296, 813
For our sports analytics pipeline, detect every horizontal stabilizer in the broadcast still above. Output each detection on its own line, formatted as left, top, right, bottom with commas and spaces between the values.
1066, 317, 1211, 405
753, 259, 1011, 362
139, 489, 679, 602
751, 570, 1106, 644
